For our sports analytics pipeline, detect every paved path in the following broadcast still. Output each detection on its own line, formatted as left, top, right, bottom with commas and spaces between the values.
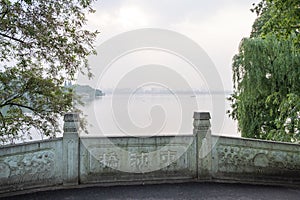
2, 182, 300, 200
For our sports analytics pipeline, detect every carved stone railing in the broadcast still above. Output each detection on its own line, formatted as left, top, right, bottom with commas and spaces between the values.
63, 113, 80, 185
0, 138, 63, 194
211, 135, 300, 185
193, 112, 212, 180
1, 111, 300, 196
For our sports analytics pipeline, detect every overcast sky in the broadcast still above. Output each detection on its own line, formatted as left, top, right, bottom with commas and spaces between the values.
85, 0, 260, 91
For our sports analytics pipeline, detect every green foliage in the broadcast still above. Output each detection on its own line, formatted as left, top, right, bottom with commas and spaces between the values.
0, 0, 98, 143
251, 0, 300, 42
229, 0, 300, 143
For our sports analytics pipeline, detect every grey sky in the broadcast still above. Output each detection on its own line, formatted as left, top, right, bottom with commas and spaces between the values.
84, 0, 259, 91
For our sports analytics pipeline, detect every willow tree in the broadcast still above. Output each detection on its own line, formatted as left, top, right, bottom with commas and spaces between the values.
0, 0, 98, 143
229, 0, 300, 143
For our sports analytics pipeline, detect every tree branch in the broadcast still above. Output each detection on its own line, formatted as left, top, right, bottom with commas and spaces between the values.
0, 0, 10, 20
0, 9, 8, 20
0, 93, 23, 108
0, 111, 6, 129
1, 102, 36, 112
0, 32, 25, 43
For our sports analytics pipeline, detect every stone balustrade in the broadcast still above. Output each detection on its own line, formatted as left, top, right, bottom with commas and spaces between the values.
0, 112, 300, 196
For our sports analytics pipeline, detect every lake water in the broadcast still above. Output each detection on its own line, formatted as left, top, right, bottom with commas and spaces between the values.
21, 93, 239, 143
79, 94, 239, 138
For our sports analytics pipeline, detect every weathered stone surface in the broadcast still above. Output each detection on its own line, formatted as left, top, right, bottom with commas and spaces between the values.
63, 113, 79, 122
79, 136, 196, 183
0, 150, 55, 185
0, 139, 63, 193
193, 112, 211, 120
212, 136, 300, 184
194, 112, 212, 180
2, 112, 300, 195
63, 118, 79, 186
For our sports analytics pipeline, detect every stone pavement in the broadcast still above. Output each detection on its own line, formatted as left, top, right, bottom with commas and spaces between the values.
2, 182, 300, 200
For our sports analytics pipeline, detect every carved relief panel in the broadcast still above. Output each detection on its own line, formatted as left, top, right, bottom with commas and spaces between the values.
216, 144, 300, 174
0, 150, 55, 185
85, 145, 189, 174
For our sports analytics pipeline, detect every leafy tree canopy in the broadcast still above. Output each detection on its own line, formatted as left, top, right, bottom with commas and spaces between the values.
251, 0, 300, 41
229, 0, 300, 143
0, 0, 98, 143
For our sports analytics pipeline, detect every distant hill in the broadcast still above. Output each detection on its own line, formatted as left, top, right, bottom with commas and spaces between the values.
65, 83, 105, 98
75, 85, 105, 97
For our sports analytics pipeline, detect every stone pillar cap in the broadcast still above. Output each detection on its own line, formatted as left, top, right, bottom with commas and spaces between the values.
64, 113, 79, 122
193, 112, 211, 120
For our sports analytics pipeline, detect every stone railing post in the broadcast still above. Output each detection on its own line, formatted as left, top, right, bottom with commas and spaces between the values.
63, 113, 79, 185
193, 112, 212, 180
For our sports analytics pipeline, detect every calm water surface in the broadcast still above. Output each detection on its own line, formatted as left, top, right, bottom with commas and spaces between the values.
80, 94, 239, 138
24, 94, 239, 143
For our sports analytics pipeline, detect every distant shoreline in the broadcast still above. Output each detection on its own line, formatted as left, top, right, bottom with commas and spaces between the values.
103, 91, 233, 95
